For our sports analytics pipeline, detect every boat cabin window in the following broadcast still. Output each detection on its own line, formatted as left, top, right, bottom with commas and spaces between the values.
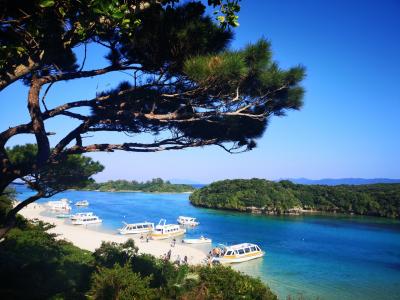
251, 246, 256, 251
244, 248, 250, 253
256, 246, 261, 251
238, 249, 245, 255
226, 251, 233, 256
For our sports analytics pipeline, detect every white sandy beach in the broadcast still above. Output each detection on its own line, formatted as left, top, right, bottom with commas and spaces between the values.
19, 203, 208, 265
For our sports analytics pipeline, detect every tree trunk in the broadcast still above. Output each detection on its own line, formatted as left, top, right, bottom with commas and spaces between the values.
0, 218, 16, 240
0, 174, 17, 195
28, 77, 50, 166
0, 192, 44, 240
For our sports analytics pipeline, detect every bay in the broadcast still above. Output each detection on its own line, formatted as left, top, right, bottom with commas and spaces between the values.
15, 186, 400, 300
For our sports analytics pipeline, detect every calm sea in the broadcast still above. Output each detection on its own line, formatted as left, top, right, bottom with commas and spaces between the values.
15, 186, 400, 300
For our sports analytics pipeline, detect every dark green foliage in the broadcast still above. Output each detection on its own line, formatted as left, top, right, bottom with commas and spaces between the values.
93, 240, 192, 298
0, 1, 240, 78
182, 265, 277, 300
0, 187, 15, 224
89, 264, 155, 300
93, 240, 138, 268
85, 178, 195, 193
0, 223, 94, 299
92, 238, 277, 299
6, 144, 104, 197
118, 2, 232, 72
190, 179, 400, 218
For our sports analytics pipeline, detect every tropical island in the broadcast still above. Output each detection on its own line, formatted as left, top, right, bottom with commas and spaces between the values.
82, 178, 195, 193
190, 179, 400, 218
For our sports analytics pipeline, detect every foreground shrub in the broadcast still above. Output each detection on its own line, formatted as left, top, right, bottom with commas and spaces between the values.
0, 223, 94, 299
89, 264, 154, 300
181, 265, 277, 300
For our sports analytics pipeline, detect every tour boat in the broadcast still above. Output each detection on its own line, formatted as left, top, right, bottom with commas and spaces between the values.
56, 213, 72, 218
211, 243, 265, 264
71, 212, 102, 225
182, 236, 212, 244
75, 200, 89, 207
47, 198, 71, 211
118, 222, 154, 235
151, 219, 186, 240
70, 212, 94, 221
177, 216, 199, 226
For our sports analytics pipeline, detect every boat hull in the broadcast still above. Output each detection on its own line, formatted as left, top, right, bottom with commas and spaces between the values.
56, 214, 72, 218
183, 238, 212, 244
213, 251, 265, 264
178, 222, 199, 226
151, 229, 186, 240
72, 219, 102, 225
119, 228, 153, 235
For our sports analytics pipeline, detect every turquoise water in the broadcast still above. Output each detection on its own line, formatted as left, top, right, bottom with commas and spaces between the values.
16, 187, 400, 300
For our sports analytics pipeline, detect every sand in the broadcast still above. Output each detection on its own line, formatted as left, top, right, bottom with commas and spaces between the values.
19, 203, 208, 265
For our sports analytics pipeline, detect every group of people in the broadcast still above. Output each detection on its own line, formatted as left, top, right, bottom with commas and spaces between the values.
162, 249, 188, 265
139, 234, 150, 243
209, 247, 224, 257
205, 247, 224, 266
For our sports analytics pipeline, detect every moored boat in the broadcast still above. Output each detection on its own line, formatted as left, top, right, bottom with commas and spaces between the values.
56, 213, 72, 218
70, 212, 94, 221
183, 235, 212, 244
75, 200, 89, 207
151, 219, 186, 240
118, 222, 154, 235
71, 212, 102, 225
47, 199, 71, 211
211, 243, 265, 264
177, 216, 199, 226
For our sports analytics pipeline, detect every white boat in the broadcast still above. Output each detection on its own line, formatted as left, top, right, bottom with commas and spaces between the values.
183, 236, 212, 244
151, 219, 186, 240
75, 200, 89, 207
71, 212, 102, 225
118, 222, 154, 235
47, 199, 71, 211
56, 214, 72, 219
70, 212, 94, 221
211, 243, 265, 264
177, 216, 199, 226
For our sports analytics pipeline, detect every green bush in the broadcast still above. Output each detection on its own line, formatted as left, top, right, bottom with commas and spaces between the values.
0, 224, 94, 299
88, 264, 154, 300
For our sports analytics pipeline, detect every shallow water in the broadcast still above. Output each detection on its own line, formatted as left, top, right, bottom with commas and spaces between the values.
16, 187, 400, 300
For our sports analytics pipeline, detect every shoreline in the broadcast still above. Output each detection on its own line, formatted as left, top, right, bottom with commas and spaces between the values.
191, 203, 396, 220
69, 189, 194, 194
18, 203, 208, 266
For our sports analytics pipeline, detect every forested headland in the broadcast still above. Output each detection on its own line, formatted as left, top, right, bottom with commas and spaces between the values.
83, 178, 195, 193
189, 179, 400, 218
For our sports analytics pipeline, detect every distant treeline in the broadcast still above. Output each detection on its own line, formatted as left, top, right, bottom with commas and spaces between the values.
189, 179, 400, 218
83, 178, 195, 193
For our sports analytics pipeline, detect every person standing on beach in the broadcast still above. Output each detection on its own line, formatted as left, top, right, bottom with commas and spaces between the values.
167, 249, 172, 260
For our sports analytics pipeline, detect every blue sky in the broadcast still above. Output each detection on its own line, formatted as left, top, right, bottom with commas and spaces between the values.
1, 0, 399, 183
